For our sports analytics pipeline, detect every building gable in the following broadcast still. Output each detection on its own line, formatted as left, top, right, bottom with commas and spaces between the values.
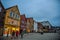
6, 5, 20, 15
4, 5, 20, 26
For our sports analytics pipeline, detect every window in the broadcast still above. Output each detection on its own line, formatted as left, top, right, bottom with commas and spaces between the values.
17, 15, 20, 19
10, 12, 15, 18
10, 12, 13, 17
13, 13, 14, 17
10, 12, 20, 20
15, 14, 20, 19
15, 14, 17, 18
13, 13, 15, 18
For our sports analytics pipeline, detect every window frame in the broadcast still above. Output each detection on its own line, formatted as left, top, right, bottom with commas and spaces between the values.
10, 12, 13, 17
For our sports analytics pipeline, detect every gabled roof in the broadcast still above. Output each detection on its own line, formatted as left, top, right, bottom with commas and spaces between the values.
20, 14, 27, 21
37, 22, 42, 25
20, 14, 25, 17
6, 5, 17, 10
41, 21, 52, 26
6, 5, 20, 15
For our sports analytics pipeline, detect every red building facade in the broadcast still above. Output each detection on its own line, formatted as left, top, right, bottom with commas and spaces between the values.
20, 14, 26, 30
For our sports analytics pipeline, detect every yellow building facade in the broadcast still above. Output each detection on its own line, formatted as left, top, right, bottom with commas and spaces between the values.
3, 6, 21, 36
26, 18, 34, 33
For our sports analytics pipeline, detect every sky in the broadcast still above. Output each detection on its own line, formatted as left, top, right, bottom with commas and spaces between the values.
1, 0, 60, 26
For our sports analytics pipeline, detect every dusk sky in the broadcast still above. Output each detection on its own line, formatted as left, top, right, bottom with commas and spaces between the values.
1, 0, 60, 26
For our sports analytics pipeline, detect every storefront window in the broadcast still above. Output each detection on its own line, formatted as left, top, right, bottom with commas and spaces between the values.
12, 28, 15, 31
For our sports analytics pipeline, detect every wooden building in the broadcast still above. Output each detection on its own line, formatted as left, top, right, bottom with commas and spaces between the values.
41, 21, 52, 32
3, 5, 21, 36
26, 18, 34, 32
37, 22, 43, 32
20, 14, 26, 30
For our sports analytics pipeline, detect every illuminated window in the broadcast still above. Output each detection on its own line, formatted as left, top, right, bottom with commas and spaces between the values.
12, 28, 15, 30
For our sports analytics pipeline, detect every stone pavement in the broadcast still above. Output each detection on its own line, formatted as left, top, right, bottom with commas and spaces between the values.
11, 33, 59, 40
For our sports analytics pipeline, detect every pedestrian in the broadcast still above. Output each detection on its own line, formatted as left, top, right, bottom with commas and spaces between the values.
20, 29, 22, 34
7, 31, 9, 37
40, 29, 43, 35
20, 29, 23, 38
16, 31, 19, 38
23, 29, 26, 34
11, 31, 15, 39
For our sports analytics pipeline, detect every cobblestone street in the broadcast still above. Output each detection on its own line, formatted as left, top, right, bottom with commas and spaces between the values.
11, 33, 60, 40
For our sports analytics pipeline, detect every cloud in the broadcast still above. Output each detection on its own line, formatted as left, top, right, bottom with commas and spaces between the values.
2, 0, 60, 26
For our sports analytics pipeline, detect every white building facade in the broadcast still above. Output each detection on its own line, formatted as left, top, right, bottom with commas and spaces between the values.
41, 21, 52, 29
34, 21, 38, 32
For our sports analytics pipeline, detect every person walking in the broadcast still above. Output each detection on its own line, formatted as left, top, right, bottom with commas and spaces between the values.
11, 31, 15, 39
16, 31, 19, 38
40, 29, 43, 35
20, 29, 23, 38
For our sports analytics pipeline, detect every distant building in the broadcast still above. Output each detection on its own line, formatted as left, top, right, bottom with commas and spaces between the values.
26, 18, 34, 32
51, 26, 60, 30
41, 21, 52, 32
20, 14, 26, 30
41, 21, 52, 29
4, 5, 21, 36
26, 18, 31, 33
37, 22, 43, 32
34, 21, 38, 32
